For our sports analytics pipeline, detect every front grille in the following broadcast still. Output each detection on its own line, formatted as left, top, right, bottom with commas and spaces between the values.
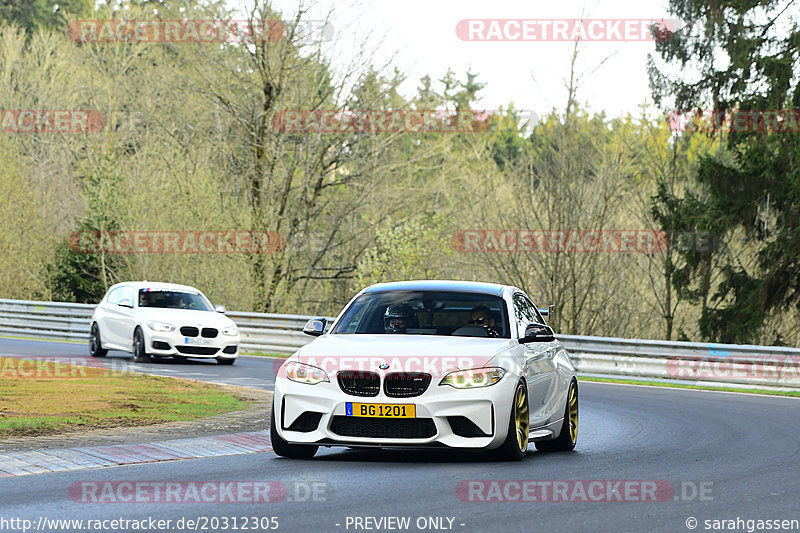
201, 328, 218, 338
337, 371, 380, 397
222, 345, 237, 354
330, 416, 436, 439
285, 412, 323, 433
151, 341, 171, 351
384, 372, 431, 397
180, 326, 199, 337
175, 346, 219, 355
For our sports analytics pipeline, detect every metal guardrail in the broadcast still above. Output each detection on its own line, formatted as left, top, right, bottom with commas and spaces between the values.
1, 298, 798, 389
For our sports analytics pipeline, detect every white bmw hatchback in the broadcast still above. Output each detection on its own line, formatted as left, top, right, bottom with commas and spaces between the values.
89, 281, 240, 365
272, 280, 578, 460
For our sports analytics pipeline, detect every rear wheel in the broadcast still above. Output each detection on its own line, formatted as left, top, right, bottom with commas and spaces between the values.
493, 381, 529, 461
535, 379, 578, 452
270, 401, 318, 459
89, 323, 107, 357
132, 328, 151, 363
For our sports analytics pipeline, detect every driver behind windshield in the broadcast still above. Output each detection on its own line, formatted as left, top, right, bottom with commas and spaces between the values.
384, 304, 415, 334
174, 293, 192, 309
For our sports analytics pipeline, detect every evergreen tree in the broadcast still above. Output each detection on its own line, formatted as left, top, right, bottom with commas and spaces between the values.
649, 0, 800, 343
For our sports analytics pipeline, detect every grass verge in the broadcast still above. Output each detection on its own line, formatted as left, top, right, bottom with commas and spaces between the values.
0, 357, 249, 436
242, 351, 289, 358
580, 376, 800, 397
0, 334, 83, 344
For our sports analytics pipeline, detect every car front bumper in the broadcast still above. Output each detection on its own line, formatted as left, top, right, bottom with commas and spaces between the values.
273, 371, 517, 450
143, 328, 239, 359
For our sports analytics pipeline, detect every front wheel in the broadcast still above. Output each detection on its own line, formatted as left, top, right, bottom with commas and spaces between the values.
216, 357, 235, 365
535, 379, 578, 452
493, 381, 529, 461
132, 328, 151, 363
270, 401, 318, 459
89, 323, 107, 357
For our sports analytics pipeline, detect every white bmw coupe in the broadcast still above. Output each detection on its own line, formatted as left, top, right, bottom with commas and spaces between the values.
89, 281, 240, 365
272, 280, 578, 460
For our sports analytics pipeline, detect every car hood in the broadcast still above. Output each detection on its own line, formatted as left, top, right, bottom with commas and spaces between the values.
293, 334, 515, 376
138, 308, 236, 328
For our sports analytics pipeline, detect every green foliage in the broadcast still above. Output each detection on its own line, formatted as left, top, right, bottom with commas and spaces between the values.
698, 266, 763, 343
356, 215, 452, 287
46, 171, 129, 303
650, 0, 800, 342
438, 68, 485, 112
4, 1, 800, 346
0, 0, 90, 34
487, 106, 530, 171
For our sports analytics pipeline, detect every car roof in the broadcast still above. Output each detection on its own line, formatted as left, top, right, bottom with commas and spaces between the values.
362, 280, 509, 297
110, 281, 202, 293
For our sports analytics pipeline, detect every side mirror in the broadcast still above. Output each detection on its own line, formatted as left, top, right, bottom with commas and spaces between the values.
118, 299, 133, 308
519, 323, 555, 343
215, 305, 227, 314
303, 318, 327, 337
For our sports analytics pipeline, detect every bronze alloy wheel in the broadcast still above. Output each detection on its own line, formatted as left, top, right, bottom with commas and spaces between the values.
514, 383, 530, 452
568, 382, 578, 444
495, 380, 531, 460
535, 379, 578, 452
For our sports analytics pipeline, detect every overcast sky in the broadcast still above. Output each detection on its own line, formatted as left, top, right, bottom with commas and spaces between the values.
230, 0, 674, 119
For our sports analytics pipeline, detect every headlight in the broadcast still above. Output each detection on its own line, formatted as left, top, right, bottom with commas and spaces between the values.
285, 361, 329, 385
439, 367, 506, 389
146, 321, 175, 332
222, 326, 238, 336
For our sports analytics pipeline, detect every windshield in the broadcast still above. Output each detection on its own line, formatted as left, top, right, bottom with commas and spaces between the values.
138, 289, 213, 311
332, 290, 510, 338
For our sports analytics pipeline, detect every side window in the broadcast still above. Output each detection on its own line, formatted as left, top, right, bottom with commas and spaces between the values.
524, 296, 546, 325
120, 286, 136, 306
513, 294, 535, 338
106, 287, 123, 305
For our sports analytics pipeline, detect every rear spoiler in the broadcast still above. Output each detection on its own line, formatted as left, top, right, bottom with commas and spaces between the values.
538, 305, 555, 323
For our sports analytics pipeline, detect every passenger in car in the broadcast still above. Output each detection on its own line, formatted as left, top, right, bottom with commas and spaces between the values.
469, 306, 501, 337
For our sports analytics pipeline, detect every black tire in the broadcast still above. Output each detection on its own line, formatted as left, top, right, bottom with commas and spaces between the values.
270, 401, 318, 459
132, 328, 151, 363
89, 323, 107, 357
492, 381, 529, 461
216, 357, 235, 365
535, 379, 578, 452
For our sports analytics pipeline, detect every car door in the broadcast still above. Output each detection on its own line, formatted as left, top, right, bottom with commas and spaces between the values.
104, 285, 136, 351
98, 287, 122, 347
513, 292, 557, 427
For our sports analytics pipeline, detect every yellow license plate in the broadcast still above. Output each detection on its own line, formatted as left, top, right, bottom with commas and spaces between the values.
346, 403, 415, 418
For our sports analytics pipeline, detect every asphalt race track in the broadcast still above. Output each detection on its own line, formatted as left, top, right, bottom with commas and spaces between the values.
1, 338, 798, 533
0, 338, 277, 390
